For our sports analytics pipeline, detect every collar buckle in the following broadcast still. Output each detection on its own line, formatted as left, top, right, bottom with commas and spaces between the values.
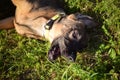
44, 13, 65, 30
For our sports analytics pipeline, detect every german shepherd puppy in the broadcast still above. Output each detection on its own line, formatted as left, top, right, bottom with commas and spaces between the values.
0, 0, 97, 62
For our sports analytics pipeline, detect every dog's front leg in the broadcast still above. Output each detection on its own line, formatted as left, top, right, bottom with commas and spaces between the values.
0, 17, 14, 29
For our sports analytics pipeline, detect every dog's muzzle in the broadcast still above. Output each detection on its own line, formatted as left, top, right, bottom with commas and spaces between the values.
48, 27, 84, 62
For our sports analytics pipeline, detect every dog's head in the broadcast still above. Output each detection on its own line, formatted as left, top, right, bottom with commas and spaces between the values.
48, 13, 97, 62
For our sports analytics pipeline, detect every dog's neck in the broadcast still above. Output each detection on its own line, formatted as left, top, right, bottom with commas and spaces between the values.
43, 13, 66, 43
44, 13, 65, 30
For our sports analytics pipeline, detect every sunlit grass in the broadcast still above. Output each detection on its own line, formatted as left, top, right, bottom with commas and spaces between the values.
0, 0, 120, 79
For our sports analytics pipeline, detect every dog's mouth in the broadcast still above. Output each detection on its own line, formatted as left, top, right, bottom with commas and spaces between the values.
48, 37, 77, 62
48, 44, 61, 61
48, 45, 77, 62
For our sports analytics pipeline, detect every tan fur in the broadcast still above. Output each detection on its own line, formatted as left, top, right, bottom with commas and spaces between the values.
0, 0, 58, 41
12, 0, 65, 42
0, 0, 85, 43
0, 17, 14, 29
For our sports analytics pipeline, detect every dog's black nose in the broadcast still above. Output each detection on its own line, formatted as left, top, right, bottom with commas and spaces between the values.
63, 52, 77, 62
68, 52, 77, 62
68, 56, 75, 62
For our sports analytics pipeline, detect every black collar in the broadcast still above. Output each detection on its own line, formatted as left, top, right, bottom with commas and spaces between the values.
44, 13, 65, 30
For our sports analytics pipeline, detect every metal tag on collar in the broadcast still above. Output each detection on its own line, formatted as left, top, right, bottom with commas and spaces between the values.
44, 13, 65, 30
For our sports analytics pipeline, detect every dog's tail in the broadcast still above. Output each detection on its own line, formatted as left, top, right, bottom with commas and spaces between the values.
0, 17, 14, 29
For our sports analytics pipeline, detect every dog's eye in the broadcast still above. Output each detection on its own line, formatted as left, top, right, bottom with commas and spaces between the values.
72, 30, 78, 39
69, 30, 81, 41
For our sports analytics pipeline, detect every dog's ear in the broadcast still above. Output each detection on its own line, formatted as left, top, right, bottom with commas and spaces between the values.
12, 0, 20, 6
12, 0, 27, 6
67, 13, 97, 28
67, 14, 77, 21
75, 13, 98, 28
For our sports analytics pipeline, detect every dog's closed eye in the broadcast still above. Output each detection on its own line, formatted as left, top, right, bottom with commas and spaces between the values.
68, 29, 82, 42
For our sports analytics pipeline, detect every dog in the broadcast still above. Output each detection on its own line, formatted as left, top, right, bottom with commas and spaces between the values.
0, 0, 97, 62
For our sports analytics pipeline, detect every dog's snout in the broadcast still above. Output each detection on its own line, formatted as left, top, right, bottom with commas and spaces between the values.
62, 51, 77, 62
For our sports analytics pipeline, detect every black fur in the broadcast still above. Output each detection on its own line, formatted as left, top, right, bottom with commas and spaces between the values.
27, 0, 65, 12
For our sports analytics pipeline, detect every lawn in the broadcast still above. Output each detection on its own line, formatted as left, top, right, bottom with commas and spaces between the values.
0, 0, 120, 80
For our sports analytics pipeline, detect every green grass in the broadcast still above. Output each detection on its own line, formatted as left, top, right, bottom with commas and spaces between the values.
0, 0, 120, 80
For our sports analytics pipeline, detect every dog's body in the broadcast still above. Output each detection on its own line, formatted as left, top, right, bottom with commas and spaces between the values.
0, 0, 97, 61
